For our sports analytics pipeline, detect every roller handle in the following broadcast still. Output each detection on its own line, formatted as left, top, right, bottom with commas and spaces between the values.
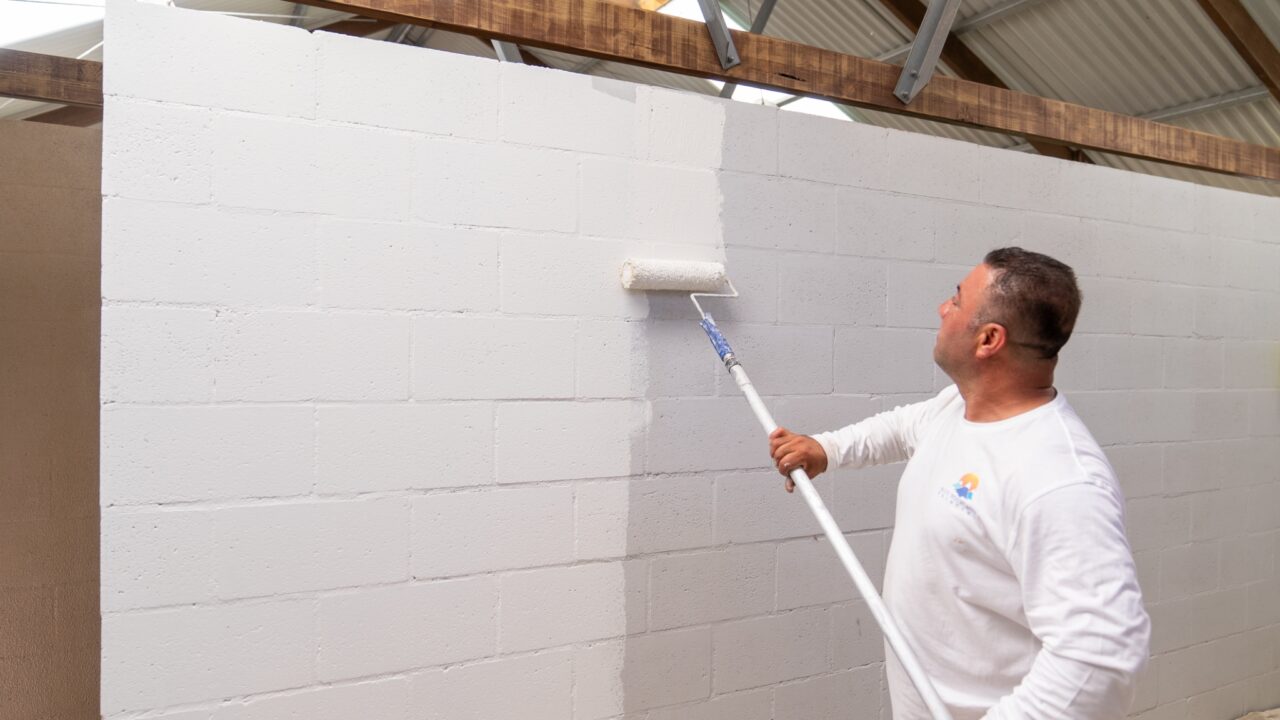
703, 321, 954, 720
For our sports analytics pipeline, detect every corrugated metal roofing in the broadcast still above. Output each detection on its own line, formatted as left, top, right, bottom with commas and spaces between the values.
3, 0, 1277, 196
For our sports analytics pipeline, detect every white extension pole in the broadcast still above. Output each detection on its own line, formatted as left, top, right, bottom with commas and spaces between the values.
726, 362, 955, 720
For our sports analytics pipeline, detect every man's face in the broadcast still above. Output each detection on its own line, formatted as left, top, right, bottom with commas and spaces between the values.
933, 263, 992, 376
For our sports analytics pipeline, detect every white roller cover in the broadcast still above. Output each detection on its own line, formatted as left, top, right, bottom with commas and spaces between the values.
620, 258, 727, 292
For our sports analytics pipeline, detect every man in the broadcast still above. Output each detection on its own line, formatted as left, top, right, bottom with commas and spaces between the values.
769, 248, 1150, 719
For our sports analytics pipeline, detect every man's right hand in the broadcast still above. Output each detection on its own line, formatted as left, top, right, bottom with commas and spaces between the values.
768, 427, 828, 493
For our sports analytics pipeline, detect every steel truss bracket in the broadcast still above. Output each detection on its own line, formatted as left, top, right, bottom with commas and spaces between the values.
894, 0, 964, 104
696, 0, 741, 70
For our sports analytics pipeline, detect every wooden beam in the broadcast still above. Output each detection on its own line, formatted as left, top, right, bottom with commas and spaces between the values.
875, 0, 1089, 163
285, 0, 1280, 180
24, 105, 102, 127
0, 50, 102, 107
1196, 0, 1280, 103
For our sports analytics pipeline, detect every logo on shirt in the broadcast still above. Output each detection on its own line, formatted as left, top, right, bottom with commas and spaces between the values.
953, 473, 980, 501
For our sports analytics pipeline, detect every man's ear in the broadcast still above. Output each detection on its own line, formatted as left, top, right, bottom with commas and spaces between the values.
975, 322, 1007, 359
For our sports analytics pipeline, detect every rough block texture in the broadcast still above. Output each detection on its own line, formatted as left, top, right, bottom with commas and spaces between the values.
102, 3, 1280, 718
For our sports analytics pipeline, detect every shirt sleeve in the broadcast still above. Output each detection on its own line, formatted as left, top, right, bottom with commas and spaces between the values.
810, 386, 959, 470
983, 482, 1151, 720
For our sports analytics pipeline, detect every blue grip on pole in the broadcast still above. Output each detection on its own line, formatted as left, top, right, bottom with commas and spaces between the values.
700, 314, 734, 361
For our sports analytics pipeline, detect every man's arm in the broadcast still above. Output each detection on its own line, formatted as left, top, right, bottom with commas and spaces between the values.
985, 482, 1151, 719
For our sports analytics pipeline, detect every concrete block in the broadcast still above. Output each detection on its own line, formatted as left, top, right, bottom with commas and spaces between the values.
412, 316, 576, 400
211, 678, 412, 720
836, 189, 936, 261
576, 320, 644, 398
573, 627, 711, 719
414, 138, 577, 231
772, 394, 883, 437
575, 476, 714, 559
722, 100, 779, 175
1225, 341, 1280, 389
579, 157, 721, 243
214, 499, 409, 599
643, 85, 726, 168
1246, 576, 1280, 628
714, 470, 832, 544
1159, 541, 1219, 600
719, 323, 833, 395
101, 405, 313, 505
645, 397, 765, 474
1185, 679, 1262, 720
646, 688, 772, 720
213, 311, 410, 401
887, 262, 962, 329
1163, 441, 1222, 496
101, 508, 215, 611
317, 403, 494, 493
318, 35, 498, 139
1074, 276, 1132, 334
1095, 335, 1164, 390
1164, 339, 1224, 389
932, 201, 1022, 266
720, 172, 838, 253
1192, 391, 1251, 441
500, 561, 641, 652
775, 666, 881, 720
1055, 335, 1099, 392
832, 600, 885, 669
101, 600, 314, 715
777, 531, 883, 609
501, 63, 640, 156
318, 220, 499, 312
1127, 390, 1197, 443
1156, 632, 1267, 703
499, 233, 645, 318
316, 577, 497, 681
706, 246, 780, 324
496, 401, 637, 482
411, 651, 572, 720
108, 1, 315, 116
634, 320, 718, 397
214, 113, 411, 220
1130, 174, 1196, 232
1222, 238, 1280, 291
712, 606, 830, 692
101, 305, 216, 403
778, 254, 887, 327
1126, 496, 1191, 552
1248, 389, 1280, 436
103, 198, 317, 307
649, 544, 775, 630
1246, 482, 1280, 534
1193, 185, 1257, 240
881, 128, 981, 203
102, 99, 211, 204
1130, 283, 1197, 337
1056, 159, 1132, 224
1019, 213, 1100, 277
832, 463, 901, 532
1218, 533, 1275, 587
834, 327, 936, 394
1190, 487, 1250, 543
978, 146, 1066, 212
410, 486, 574, 577
778, 111, 888, 188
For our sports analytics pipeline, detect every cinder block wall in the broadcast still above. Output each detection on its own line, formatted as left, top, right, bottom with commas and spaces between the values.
0, 120, 101, 718
102, 3, 1280, 718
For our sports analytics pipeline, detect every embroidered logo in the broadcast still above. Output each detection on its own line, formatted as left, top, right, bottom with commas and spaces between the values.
953, 473, 980, 501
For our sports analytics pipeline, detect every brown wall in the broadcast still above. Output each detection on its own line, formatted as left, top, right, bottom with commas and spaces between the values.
0, 120, 100, 720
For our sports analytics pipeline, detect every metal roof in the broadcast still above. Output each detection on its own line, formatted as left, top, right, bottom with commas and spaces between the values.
4, 0, 1278, 197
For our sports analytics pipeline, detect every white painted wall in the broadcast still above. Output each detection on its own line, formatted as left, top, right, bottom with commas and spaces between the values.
101, 2, 1280, 718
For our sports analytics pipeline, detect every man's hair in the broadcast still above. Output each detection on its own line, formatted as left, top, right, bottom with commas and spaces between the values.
978, 247, 1081, 359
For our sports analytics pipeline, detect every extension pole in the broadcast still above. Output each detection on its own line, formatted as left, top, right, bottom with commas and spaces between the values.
700, 314, 954, 720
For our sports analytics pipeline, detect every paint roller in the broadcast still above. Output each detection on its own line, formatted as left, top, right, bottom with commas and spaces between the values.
622, 258, 954, 720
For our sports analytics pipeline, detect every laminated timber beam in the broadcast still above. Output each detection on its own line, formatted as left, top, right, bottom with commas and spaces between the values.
0, 50, 102, 107
875, 0, 1091, 163
288, 0, 1280, 181
1196, 0, 1280, 104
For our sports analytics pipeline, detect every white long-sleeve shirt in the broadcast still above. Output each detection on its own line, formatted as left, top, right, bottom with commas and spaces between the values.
812, 385, 1150, 720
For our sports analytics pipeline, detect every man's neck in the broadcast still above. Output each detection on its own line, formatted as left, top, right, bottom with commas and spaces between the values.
955, 372, 1057, 422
